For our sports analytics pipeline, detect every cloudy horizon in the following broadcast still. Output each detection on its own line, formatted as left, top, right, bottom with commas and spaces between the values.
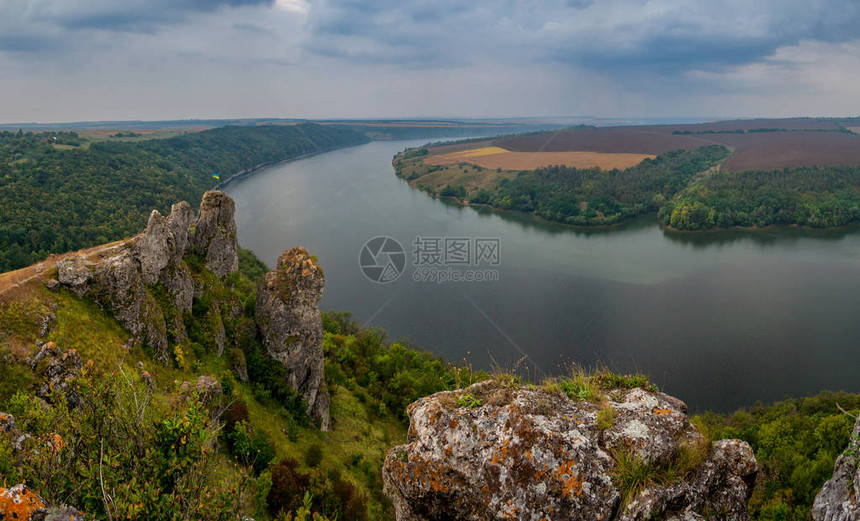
1, 0, 859, 124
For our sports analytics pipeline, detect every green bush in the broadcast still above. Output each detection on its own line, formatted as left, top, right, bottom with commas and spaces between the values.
228, 420, 276, 474
4, 366, 240, 520
305, 443, 324, 468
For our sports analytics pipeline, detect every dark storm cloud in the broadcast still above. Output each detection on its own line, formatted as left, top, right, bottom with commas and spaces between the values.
55, 0, 275, 32
0, 35, 59, 53
303, 0, 860, 73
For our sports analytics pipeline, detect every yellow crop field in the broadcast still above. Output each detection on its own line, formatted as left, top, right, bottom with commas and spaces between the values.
426, 146, 655, 171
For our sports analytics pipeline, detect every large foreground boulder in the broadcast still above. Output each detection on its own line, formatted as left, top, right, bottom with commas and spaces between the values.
813, 415, 860, 520
383, 380, 757, 521
256, 247, 330, 430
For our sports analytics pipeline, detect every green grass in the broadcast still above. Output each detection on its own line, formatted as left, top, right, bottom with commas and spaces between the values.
46, 287, 131, 367
455, 393, 483, 409
611, 436, 710, 510
542, 367, 658, 403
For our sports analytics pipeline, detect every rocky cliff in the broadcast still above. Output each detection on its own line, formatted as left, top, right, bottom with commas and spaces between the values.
383, 379, 758, 521
53, 191, 330, 429
256, 247, 330, 431
55, 192, 238, 363
813, 415, 860, 521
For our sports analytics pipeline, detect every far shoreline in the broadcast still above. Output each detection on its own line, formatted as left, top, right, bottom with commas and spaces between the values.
421, 189, 860, 235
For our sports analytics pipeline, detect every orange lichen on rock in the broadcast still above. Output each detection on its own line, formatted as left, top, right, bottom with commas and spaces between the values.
0, 484, 47, 520
45, 432, 64, 455
554, 458, 584, 498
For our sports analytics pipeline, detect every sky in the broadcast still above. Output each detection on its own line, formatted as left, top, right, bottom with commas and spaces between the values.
1, 0, 859, 123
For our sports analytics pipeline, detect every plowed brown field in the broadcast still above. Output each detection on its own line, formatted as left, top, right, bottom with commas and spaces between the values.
490, 120, 860, 172
425, 147, 654, 170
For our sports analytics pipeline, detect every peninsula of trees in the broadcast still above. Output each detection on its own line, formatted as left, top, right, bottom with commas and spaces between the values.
394, 118, 860, 231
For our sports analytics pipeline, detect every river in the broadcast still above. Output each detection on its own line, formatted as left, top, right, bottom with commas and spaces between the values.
226, 139, 860, 412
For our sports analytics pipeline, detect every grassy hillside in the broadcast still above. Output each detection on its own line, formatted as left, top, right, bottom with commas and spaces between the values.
0, 246, 475, 520
0, 124, 369, 273
1, 245, 857, 519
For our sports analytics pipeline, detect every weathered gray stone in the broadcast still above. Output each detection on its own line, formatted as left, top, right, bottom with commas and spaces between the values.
29, 341, 83, 407
195, 375, 223, 405
167, 200, 194, 259
46, 506, 87, 521
813, 416, 860, 521
191, 190, 238, 278
256, 247, 330, 430
383, 380, 757, 521
136, 209, 172, 285
161, 261, 194, 314
56, 256, 92, 296
93, 249, 170, 363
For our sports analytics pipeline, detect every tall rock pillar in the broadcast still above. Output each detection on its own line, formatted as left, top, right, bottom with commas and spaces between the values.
255, 247, 330, 430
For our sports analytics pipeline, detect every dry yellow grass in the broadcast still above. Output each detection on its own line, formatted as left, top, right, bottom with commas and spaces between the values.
848, 127, 860, 135
426, 146, 655, 171
0, 239, 127, 298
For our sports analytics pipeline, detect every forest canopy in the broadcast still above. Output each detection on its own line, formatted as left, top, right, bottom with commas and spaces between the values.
0, 124, 369, 272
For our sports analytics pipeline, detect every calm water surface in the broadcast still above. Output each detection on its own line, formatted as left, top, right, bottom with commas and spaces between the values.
226, 140, 860, 412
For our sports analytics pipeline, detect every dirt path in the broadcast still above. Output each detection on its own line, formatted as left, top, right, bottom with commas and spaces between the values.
0, 239, 128, 298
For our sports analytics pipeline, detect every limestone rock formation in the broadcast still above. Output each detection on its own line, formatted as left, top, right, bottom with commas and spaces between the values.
383, 380, 757, 521
191, 190, 239, 278
55, 256, 92, 297
136, 209, 172, 285
0, 412, 14, 433
167, 200, 194, 260
56, 191, 239, 364
256, 247, 330, 430
29, 341, 83, 407
813, 415, 860, 521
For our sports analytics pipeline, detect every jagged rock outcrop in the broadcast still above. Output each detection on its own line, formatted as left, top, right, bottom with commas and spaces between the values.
191, 191, 239, 278
256, 247, 330, 431
56, 191, 239, 363
167, 200, 194, 260
137, 209, 172, 285
383, 380, 757, 521
813, 415, 860, 521
29, 341, 83, 407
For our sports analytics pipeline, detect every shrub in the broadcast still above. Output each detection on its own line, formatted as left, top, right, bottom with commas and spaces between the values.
305, 443, 324, 468
268, 458, 309, 517
4, 366, 241, 520
331, 474, 368, 521
228, 421, 275, 474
